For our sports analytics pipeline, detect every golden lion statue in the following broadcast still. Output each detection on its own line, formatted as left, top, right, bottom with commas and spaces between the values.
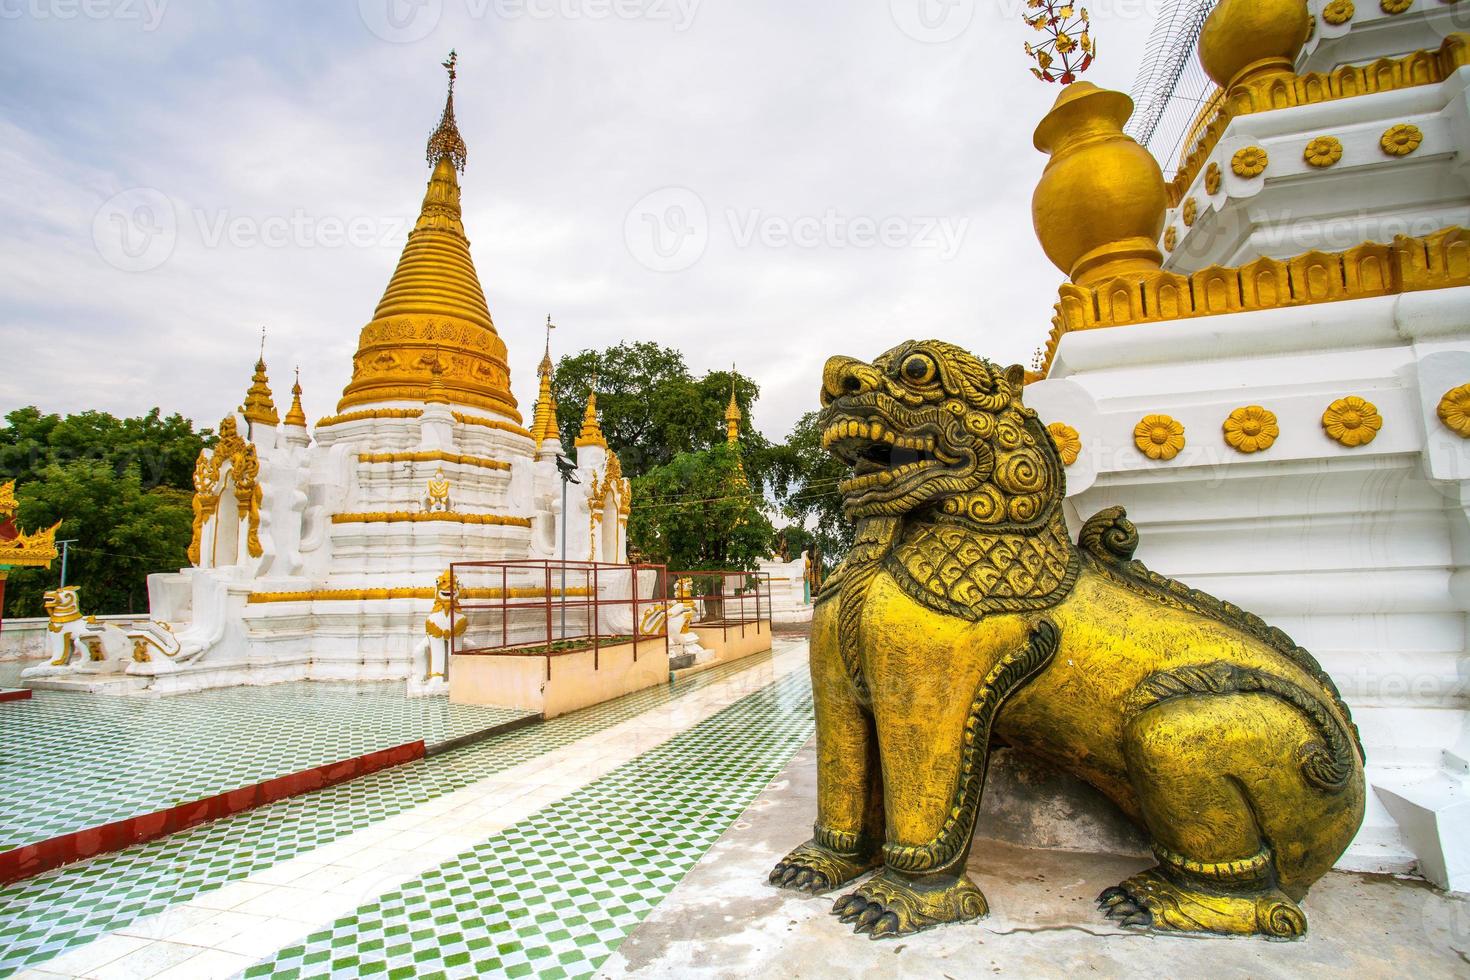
769, 341, 1365, 940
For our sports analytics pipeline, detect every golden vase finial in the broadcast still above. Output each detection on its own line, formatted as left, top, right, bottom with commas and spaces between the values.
1199, 0, 1310, 92
1032, 82, 1167, 287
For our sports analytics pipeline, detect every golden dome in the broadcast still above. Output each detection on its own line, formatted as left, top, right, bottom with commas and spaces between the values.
1032, 82, 1167, 286
243, 358, 280, 427
575, 390, 607, 449
1199, 0, 1310, 91
337, 56, 519, 422
284, 370, 308, 428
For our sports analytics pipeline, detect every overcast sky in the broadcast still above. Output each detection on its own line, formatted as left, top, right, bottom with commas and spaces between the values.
0, 0, 1162, 441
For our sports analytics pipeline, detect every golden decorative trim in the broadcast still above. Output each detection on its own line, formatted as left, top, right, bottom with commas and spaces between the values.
284, 372, 308, 428
0, 520, 61, 568
330, 511, 533, 528
451, 412, 534, 439
247, 585, 592, 604
242, 359, 279, 428
187, 416, 263, 564
357, 451, 510, 472
575, 390, 608, 449
1323, 0, 1354, 25
1205, 162, 1222, 195
1380, 0, 1411, 13
1166, 34, 1467, 206
1381, 123, 1423, 157
1164, 227, 1178, 253
1046, 422, 1082, 466
1232, 145, 1269, 178
1322, 396, 1382, 447
1181, 197, 1198, 227
1041, 227, 1470, 375
1304, 136, 1343, 168
316, 408, 424, 427
1436, 384, 1470, 438
1134, 414, 1185, 461
1223, 406, 1279, 454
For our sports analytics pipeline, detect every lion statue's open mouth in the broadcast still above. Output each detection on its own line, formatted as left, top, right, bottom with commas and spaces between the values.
818, 340, 1056, 524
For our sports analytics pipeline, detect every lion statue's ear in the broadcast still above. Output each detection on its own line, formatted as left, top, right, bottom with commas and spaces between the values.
1004, 364, 1027, 398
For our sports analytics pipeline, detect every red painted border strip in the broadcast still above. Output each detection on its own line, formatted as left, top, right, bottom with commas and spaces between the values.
0, 739, 426, 887
0, 688, 32, 703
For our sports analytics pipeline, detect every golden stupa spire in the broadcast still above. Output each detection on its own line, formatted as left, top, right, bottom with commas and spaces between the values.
725, 366, 742, 445
243, 329, 280, 427
575, 374, 607, 449
284, 367, 308, 427
337, 52, 520, 422
531, 315, 561, 453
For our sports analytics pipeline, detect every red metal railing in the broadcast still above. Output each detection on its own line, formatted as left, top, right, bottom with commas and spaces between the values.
448, 560, 669, 683
665, 569, 772, 650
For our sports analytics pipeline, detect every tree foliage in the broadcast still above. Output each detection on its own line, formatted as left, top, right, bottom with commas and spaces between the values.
627, 444, 773, 573
1, 407, 210, 617
551, 342, 771, 485
765, 411, 853, 567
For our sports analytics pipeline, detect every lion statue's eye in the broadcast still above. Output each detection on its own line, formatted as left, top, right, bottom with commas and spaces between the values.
900, 353, 937, 385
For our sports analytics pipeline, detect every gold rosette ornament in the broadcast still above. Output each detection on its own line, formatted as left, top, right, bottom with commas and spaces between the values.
1205, 162, 1222, 195
1223, 406, 1279, 454
1322, 396, 1382, 447
1437, 384, 1470, 438
1381, 124, 1422, 157
1232, 146, 1269, 178
1323, 0, 1354, 25
1134, 414, 1185, 461
1047, 422, 1082, 465
1304, 136, 1342, 168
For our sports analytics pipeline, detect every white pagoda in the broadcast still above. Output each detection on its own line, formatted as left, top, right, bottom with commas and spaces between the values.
1024, 0, 1469, 891
25, 54, 631, 696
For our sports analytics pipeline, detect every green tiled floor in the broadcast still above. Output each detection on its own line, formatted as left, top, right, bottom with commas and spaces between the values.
246, 669, 815, 979
0, 651, 785, 977
0, 679, 534, 854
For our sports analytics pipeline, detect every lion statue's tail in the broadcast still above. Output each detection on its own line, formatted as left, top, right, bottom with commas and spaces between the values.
1079, 507, 1364, 764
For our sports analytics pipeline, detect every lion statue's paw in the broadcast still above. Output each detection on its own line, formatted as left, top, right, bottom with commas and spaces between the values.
768, 840, 876, 894
832, 869, 988, 939
1099, 868, 1307, 939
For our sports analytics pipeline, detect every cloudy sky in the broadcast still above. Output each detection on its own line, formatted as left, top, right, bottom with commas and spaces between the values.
0, 0, 1163, 441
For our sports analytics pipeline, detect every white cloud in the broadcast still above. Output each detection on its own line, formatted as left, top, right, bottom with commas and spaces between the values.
0, 0, 1160, 438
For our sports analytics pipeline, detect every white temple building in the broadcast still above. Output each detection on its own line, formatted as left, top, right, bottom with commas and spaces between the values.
1024, 0, 1469, 891
24, 55, 630, 697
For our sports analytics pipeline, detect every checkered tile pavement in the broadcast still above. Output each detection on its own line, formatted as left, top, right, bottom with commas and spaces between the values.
0, 651, 787, 976
1, 681, 534, 855
245, 669, 815, 979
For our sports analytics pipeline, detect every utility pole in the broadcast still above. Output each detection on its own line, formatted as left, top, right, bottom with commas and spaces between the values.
554, 454, 579, 640
57, 540, 79, 588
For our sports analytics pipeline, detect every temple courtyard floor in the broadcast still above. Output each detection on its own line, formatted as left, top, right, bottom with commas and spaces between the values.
0, 638, 1466, 979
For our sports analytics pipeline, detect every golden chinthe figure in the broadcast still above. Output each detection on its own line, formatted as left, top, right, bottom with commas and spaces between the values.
769, 340, 1365, 940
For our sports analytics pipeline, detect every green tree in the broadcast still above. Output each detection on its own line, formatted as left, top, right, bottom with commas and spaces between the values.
0, 406, 212, 491
767, 411, 853, 568
551, 343, 771, 485
1, 406, 211, 617
4, 462, 194, 616
628, 444, 773, 573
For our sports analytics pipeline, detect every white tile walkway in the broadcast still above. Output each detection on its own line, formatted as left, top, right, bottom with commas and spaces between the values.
22, 642, 809, 980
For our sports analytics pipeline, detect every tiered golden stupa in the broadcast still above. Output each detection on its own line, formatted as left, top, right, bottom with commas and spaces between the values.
337, 51, 520, 422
